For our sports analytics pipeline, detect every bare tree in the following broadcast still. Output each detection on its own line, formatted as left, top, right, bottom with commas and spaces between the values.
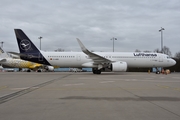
135, 49, 151, 53
135, 49, 141, 52
55, 48, 64, 52
143, 50, 151, 53
175, 52, 180, 59
162, 46, 172, 57
154, 48, 161, 53
154, 46, 172, 56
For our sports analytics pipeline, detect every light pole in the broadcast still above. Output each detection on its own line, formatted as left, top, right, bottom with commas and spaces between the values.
38, 36, 42, 50
159, 27, 165, 53
0, 41, 4, 48
111, 37, 117, 52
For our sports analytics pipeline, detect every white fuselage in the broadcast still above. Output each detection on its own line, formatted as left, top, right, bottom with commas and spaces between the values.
41, 51, 176, 68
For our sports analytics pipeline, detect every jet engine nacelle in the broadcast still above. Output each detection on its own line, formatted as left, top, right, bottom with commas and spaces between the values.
110, 61, 127, 72
45, 66, 54, 71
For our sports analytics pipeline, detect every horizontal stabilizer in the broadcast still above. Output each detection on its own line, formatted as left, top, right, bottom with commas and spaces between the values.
8, 52, 27, 57
8, 52, 39, 58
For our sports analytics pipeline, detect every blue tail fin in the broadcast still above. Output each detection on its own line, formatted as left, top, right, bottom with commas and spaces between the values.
14, 29, 39, 54
14, 29, 51, 65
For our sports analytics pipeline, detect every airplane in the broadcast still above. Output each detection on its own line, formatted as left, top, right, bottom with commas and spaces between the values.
0, 47, 54, 72
12, 29, 176, 74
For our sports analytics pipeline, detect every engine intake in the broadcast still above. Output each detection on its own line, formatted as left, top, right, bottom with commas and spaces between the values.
45, 66, 54, 71
110, 61, 127, 72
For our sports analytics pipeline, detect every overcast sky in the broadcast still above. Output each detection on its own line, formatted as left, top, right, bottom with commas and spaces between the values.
0, 0, 180, 56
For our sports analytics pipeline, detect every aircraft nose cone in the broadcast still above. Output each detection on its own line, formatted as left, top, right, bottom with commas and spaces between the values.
171, 59, 176, 66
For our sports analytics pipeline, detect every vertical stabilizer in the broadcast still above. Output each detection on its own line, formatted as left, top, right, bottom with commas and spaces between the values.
0, 47, 10, 58
14, 29, 51, 65
14, 29, 40, 54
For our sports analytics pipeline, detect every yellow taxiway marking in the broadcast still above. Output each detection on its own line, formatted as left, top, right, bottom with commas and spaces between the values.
0, 86, 8, 90
156, 85, 180, 91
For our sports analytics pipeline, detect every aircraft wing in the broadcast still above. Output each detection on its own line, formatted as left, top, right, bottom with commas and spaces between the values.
77, 38, 112, 64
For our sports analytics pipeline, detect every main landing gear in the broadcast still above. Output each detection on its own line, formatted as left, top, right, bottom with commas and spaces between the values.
155, 67, 161, 74
92, 68, 101, 74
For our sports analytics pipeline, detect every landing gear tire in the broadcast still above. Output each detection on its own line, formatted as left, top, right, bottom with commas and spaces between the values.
92, 68, 101, 74
97, 70, 101, 74
156, 71, 160, 74
155, 67, 161, 74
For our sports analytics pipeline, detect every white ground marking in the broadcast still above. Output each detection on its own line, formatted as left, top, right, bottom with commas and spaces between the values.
11, 87, 39, 90
100, 81, 115, 83
63, 83, 84, 86
11, 87, 30, 90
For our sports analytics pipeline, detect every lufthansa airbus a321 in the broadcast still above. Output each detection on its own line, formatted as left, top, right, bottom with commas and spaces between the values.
12, 29, 176, 74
